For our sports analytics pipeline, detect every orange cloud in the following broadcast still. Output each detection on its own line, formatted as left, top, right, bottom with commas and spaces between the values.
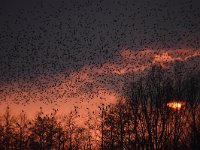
0, 49, 199, 118
152, 49, 200, 68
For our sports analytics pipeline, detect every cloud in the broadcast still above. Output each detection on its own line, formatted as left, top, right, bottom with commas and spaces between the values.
152, 49, 200, 69
0, 49, 199, 117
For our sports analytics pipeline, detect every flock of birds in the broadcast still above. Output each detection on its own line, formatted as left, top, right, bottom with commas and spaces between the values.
0, 0, 200, 113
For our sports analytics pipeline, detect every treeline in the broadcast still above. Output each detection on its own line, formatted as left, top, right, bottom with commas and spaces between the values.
0, 106, 100, 150
0, 64, 200, 150
100, 64, 200, 150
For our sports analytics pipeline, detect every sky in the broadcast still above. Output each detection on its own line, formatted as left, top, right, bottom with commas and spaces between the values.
0, 0, 200, 117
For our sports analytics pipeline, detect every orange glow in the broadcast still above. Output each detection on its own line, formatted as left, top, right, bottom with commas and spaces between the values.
0, 49, 199, 118
167, 101, 185, 110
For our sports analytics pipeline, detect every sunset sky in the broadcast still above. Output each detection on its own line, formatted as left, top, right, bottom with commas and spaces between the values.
0, 0, 200, 117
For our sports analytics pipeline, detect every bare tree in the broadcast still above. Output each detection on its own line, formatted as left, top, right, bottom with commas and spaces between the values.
14, 110, 30, 150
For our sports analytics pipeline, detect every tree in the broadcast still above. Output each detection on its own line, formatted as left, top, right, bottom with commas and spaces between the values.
14, 110, 30, 150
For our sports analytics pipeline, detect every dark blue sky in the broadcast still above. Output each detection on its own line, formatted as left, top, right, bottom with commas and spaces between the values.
0, 0, 200, 86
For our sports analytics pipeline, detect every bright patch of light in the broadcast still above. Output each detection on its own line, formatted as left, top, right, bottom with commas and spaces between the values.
167, 101, 185, 110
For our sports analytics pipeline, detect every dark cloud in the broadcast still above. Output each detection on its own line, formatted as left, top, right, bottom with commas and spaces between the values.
0, 0, 200, 87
